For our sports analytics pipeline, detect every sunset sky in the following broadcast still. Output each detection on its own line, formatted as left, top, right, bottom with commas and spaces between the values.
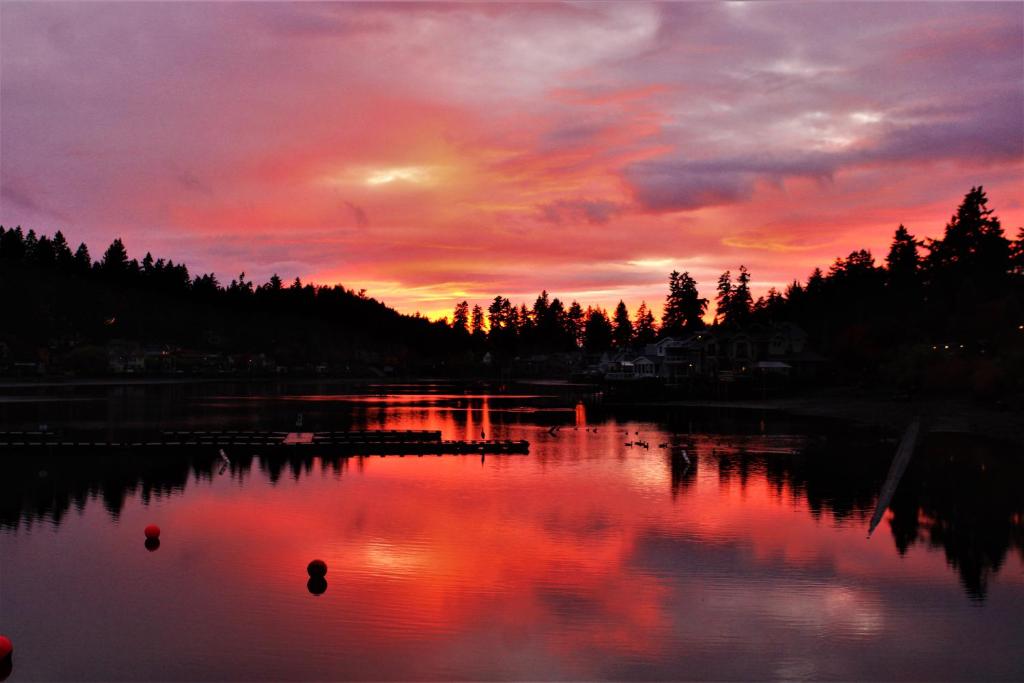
2, 2, 1022, 320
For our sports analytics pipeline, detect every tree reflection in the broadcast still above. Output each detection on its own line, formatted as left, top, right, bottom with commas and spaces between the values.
2, 434, 1022, 600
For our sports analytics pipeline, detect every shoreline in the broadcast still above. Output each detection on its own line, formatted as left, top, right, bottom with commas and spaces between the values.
623, 393, 1024, 448
2, 376, 1020, 447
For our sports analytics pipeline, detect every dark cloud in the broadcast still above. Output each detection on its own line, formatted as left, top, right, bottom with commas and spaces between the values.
177, 170, 213, 195
344, 201, 369, 228
538, 199, 624, 225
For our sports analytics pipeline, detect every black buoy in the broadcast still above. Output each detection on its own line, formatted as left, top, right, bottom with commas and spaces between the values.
307, 576, 328, 596
307, 559, 328, 577
144, 537, 161, 552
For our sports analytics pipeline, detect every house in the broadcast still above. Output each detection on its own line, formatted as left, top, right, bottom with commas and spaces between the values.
107, 340, 145, 374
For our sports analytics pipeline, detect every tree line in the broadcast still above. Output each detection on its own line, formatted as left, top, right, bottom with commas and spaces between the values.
0, 226, 458, 372
1, 186, 1021, 387
443, 187, 1022, 390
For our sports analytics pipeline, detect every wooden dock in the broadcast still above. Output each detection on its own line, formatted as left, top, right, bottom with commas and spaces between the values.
0, 429, 528, 456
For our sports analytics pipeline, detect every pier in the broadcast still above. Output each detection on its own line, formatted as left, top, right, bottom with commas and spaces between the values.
0, 429, 529, 456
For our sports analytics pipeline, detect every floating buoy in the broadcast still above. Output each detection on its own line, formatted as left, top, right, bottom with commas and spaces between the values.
0, 635, 12, 660
307, 576, 328, 596
144, 524, 161, 540
307, 559, 328, 577
145, 537, 161, 552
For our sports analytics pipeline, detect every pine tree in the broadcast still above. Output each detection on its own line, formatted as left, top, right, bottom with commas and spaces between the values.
612, 300, 633, 348
452, 301, 470, 334
101, 238, 129, 277
634, 301, 657, 345
471, 305, 486, 338
885, 224, 920, 289
729, 265, 753, 324
565, 301, 585, 347
661, 271, 686, 335
678, 271, 707, 330
52, 230, 74, 268
662, 270, 706, 335
716, 271, 732, 324
73, 242, 92, 273
583, 307, 613, 352
926, 186, 1011, 289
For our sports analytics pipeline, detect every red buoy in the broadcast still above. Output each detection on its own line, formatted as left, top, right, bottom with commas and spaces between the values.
0, 635, 12, 660
307, 559, 328, 577
144, 524, 161, 540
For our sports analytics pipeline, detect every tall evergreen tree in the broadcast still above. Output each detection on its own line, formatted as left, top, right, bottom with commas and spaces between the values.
662, 270, 706, 335
583, 307, 613, 353
729, 265, 753, 324
52, 230, 74, 269
926, 186, 1011, 288
471, 305, 486, 337
715, 270, 732, 324
452, 301, 470, 334
611, 300, 633, 348
565, 301, 585, 348
101, 238, 130, 277
0, 226, 26, 260
634, 301, 657, 345
661, 271, 686, 335
885, 224, 920, 289
73, 243, 92, 273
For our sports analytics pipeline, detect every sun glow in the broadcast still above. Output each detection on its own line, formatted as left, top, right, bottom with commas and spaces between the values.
365, 166, 436, 186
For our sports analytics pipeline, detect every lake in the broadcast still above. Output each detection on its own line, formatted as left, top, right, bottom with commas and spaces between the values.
2, 382, 1023, 680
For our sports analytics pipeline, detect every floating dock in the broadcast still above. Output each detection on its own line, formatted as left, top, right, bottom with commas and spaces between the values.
0, 430, 529, 455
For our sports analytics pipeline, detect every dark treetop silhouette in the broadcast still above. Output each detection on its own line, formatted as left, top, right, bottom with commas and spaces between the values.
1, 187, 1022, 391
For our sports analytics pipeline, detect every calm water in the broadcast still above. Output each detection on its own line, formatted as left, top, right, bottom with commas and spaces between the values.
2, 383, 1023, 680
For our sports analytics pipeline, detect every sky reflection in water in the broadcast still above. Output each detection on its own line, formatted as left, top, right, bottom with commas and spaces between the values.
2, 394, 1023, 681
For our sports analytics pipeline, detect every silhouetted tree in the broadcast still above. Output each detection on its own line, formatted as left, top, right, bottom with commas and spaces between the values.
926, 186, 1011, 288
612, 300, 633, 348
0, 226, 26, 260
715, 270, 732, 325
1011, 228, 1024, 279
662, 270, 707, 335
583, 307, 613, 353
101, 238, 130, 278
73, 243, 92, 273
52, 231, 74, 269
886, 224, 921, 289
634, 301, 657, 346
452, 301, 470, 335
471, 305, 486, 339
565, 301, 585, 348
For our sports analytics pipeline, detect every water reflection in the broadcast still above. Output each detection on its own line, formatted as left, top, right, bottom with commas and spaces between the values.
4, 434, 1022, 602
1, 392, 1023, 680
